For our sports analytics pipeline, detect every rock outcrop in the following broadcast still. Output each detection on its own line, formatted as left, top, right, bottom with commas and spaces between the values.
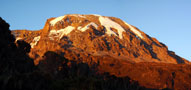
0, 17, 45, 90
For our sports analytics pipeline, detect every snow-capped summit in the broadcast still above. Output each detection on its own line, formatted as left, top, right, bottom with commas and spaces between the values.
48, 14, 143, 40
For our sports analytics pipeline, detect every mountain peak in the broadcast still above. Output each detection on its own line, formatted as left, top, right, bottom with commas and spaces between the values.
47, 14, 144, 40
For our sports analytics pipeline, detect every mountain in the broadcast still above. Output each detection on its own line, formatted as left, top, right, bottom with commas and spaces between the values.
12, 14, 189, 64
11, 14, 191, 89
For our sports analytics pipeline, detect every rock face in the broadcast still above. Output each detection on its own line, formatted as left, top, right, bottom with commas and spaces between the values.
12, 14, 189, 64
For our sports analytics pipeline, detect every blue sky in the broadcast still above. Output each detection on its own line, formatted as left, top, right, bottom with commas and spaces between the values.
1, 0, 191, 61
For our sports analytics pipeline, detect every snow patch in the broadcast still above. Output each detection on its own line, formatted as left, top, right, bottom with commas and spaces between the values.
99, 16, 125, 39
91, 14, 101, 17
50, 14, 87, 26
15, 37, 22, 41
78, 22, 98, 32
124, 22, 143, 39
49, 26, 75, 39
77, 26, 82, 30
30, 36, 41, 48
50, 16, 65, 26
69, 14, 86, 18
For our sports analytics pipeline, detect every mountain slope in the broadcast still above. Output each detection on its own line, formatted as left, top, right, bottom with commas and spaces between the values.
12, 14, 189, 64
